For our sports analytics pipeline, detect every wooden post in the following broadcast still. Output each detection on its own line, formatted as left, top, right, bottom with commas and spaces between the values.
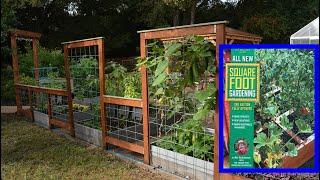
48, 94, 53, 128
63, 45, 75, 136
32, 38, 40, 110
11, 34, 22, 113
32, 38, 40, 83
140, 34, 150, 165
98, 39, 107, 149
28, 87, 34, 121
214, 23, 225, 180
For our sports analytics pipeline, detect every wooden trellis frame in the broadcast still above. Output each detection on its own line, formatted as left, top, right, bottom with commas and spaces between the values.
62, 37, 150, 164
10, 29, 41, 115
138, 21, 261, 180
10, 29, 75, 136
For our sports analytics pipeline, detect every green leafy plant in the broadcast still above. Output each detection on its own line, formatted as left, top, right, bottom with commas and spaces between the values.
1, 66, 15, 104
18, 74, 37, 86
105, 62, 141, 98
253, 49, 314, 168
18, 45, 64, 77
157, 118, 214, 161
254, 118, 312, 168
256, 49, 314, 126
42, 71, 65, 89
141, 36, 216, 160
71, 57, 99, 99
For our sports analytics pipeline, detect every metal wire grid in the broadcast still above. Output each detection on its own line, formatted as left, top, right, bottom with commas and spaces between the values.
105, 104, 143, 145
19, 89, 30, 106
50, 95, 69, 122
32, 91, 48, 114
17, 88, 49, 114
149, 99, 214, 180
31, 67, 67, 89
68, 45, 101, 129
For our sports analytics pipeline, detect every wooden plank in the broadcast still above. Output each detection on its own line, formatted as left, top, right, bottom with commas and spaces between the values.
11, 35, 22, 112
214, 23, 225, 180
49, 118, 69, 129
103, 95, 143, 108
98, 38, 107, 149
105, 136, 144, 154
47, 95, 53, 130
9, 29, 41, 39
32, 38, 40, 84
282, 135, 314, 168
141, 25, 216, 40
160, 33, 215, 42
66, 39, 100, 49
63, 45, 75, 137
225, 27, 261, 39
140, 35, 150, 165
15, 84, 68, 96
27, 89, 34, 121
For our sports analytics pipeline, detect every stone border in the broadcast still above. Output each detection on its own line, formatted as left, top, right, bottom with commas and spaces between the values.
33, 110, 50, 128
74, 123, 102, 147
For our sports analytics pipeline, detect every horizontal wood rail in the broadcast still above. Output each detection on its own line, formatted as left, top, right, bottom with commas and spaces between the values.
140, 25, 216, 40
62, 38, 102, 49
103, 95, 143, 108
9, 29, 41, 39
49, 118, 70, 130
15, 83, 68, 96
105, 136, 144, 154
282, 135, 315, 168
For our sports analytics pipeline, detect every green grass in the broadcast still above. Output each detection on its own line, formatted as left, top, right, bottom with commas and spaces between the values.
1, 114, 169, 180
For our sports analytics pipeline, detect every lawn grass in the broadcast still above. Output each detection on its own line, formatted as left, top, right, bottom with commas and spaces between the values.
1, 114, 170, 180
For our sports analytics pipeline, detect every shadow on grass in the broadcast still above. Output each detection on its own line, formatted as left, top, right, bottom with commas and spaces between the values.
1, 114, 169, 179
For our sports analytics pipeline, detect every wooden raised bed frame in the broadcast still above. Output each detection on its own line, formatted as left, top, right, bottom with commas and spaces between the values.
138, 21, 262, 180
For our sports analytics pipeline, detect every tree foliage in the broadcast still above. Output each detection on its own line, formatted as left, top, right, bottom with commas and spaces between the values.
1, 0, 319, 63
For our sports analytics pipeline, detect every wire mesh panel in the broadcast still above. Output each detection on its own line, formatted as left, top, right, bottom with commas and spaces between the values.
106, 104, 143, 143
65, 40, 102, 131
144, 37, 216, 179
51, 95, 69, 121
32, 91, 48, 114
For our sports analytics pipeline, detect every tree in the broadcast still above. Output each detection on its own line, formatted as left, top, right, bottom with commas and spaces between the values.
163, 0, 199, 25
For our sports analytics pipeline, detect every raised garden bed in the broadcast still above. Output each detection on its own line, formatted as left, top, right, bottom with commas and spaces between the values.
74, 123, 102, 146
151, 145, 213, 180
33, 110, 49, 128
